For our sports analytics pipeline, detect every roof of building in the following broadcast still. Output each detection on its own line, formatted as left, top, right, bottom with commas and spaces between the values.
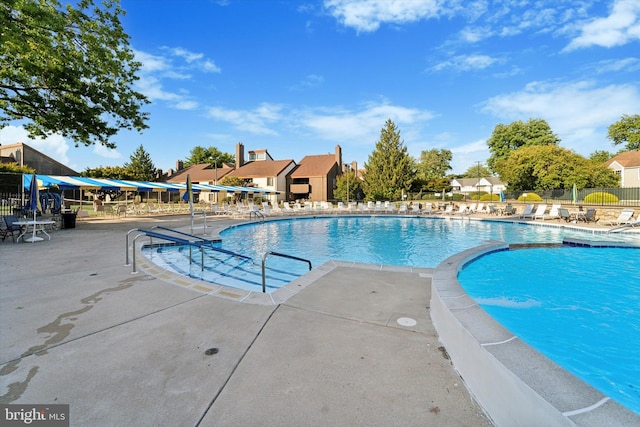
452, 176, 504, 187
289, 154, 338, 177
227, 159, 295, 178
165, 163, 234, 183
605, 150, 640, 168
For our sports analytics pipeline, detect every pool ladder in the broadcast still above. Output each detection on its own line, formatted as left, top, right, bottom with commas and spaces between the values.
126, 227, 312, 293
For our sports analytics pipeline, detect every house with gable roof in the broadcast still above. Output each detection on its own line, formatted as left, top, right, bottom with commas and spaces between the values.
226, 143, 296, 203
451, 176, 506, 198
288, 145, 343, 202
604, 151, 640, 188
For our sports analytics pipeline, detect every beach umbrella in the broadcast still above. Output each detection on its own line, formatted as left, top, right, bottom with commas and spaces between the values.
26, 174, 43, 242
499, 191, 505, 203
182, 174, 194, 214
571, 183, 577, 204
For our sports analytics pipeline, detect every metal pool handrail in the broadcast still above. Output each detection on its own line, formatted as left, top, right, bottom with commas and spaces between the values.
261, 251, 312, 293
126, 227, 253, 275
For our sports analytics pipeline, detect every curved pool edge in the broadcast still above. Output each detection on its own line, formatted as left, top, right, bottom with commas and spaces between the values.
431, 240, 640, 426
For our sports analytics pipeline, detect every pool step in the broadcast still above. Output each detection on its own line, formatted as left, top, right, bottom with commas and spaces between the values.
175, 246, 304, 292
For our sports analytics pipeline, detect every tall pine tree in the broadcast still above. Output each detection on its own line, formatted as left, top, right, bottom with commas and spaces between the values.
363, 119, 415, 201
125, 145, 156, 181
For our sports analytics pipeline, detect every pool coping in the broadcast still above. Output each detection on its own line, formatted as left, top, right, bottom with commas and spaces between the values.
431, 239, 640, 426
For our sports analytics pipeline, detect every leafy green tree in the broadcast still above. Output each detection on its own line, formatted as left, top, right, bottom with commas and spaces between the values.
499, 145, 618, 191
124, 145, 156, 181
416, 149, 452, 182
462, 163, 492, 178
413, 148, 452, 191
219, 175, 244, 186
334, 170, 362, 201
589, 150, 614, 164
486, 118, 560, 174
81, 165, 134, 179
607, 114, 640, 150
185, 146, 235, 167
1, 0, 149, 148
362, 119, 415, 201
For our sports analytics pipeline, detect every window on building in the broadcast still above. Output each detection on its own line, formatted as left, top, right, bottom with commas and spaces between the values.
267, 177, 273, 186
248, 152, 266, 161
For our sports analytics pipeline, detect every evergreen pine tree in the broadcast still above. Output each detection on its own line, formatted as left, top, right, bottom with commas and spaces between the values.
363, 119, 415, 201
125, 145, 156, 181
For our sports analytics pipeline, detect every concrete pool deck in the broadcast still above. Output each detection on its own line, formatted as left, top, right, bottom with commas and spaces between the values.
2, 213, 638, 426
1, 215, 492, 426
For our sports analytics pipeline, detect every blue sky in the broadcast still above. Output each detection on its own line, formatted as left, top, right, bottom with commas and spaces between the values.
2, 0, 639, 175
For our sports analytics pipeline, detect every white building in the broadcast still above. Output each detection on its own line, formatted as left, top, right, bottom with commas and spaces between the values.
451, 177, 506, 197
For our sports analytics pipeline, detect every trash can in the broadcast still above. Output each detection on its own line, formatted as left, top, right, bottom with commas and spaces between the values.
61, 212, 77, 229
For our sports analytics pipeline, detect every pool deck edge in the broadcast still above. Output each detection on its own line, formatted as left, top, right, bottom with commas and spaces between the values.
431, 241, 640, 427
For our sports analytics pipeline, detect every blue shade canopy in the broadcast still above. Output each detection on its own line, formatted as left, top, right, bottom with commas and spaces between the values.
23, 174, 277, 194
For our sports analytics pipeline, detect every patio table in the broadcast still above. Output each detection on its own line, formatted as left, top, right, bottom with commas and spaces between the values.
14, 220, 55, 242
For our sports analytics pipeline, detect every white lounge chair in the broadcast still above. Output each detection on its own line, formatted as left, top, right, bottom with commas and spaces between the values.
540, 204, 560, 220
604, 209, 634, 226
519, 204, 535, 219
532, 204, 548, 220
443, 204, 454, 215
455, 204, 469, 215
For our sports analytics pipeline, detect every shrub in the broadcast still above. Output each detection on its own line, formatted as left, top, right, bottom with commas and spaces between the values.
584, 192, 619, 204
469, 191, 488, 200
480, 193, 501, 201
518, 193, 542, 202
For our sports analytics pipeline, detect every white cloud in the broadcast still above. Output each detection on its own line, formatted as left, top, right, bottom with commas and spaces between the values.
0, 125, 71, 165
206, 103, 283, 135
480, 80, 640, 154
591, 57, 640, 73
450, 139, 490, 174
564, 0, 640, 50
301, 101, 435, 143
133, 48, 210, 110
429, 54, 500, 72
290, 74, 325, 91
175, 101, 199, 110
134, 50, 169, 73
93, 144, 122, 160
324, 0, 443, 32
459, 26, 493, 43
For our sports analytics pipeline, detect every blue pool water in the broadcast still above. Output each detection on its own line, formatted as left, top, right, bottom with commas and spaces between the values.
458, 246, 640, 415
144, 216, 638, 293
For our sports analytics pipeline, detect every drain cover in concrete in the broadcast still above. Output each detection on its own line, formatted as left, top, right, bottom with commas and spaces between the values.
397, 317, 417, 327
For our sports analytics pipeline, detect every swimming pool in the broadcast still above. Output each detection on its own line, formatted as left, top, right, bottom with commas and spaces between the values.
458, 245, 640, 415
143, 216, 639, 293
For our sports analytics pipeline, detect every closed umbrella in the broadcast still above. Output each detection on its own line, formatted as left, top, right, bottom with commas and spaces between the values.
182, 174, 194, 214
26, 174, 43, 242
572, 184, 577, 204
182, 174, 196, 233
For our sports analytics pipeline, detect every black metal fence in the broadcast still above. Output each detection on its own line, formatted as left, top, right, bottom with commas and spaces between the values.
406, 187, 640, 207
